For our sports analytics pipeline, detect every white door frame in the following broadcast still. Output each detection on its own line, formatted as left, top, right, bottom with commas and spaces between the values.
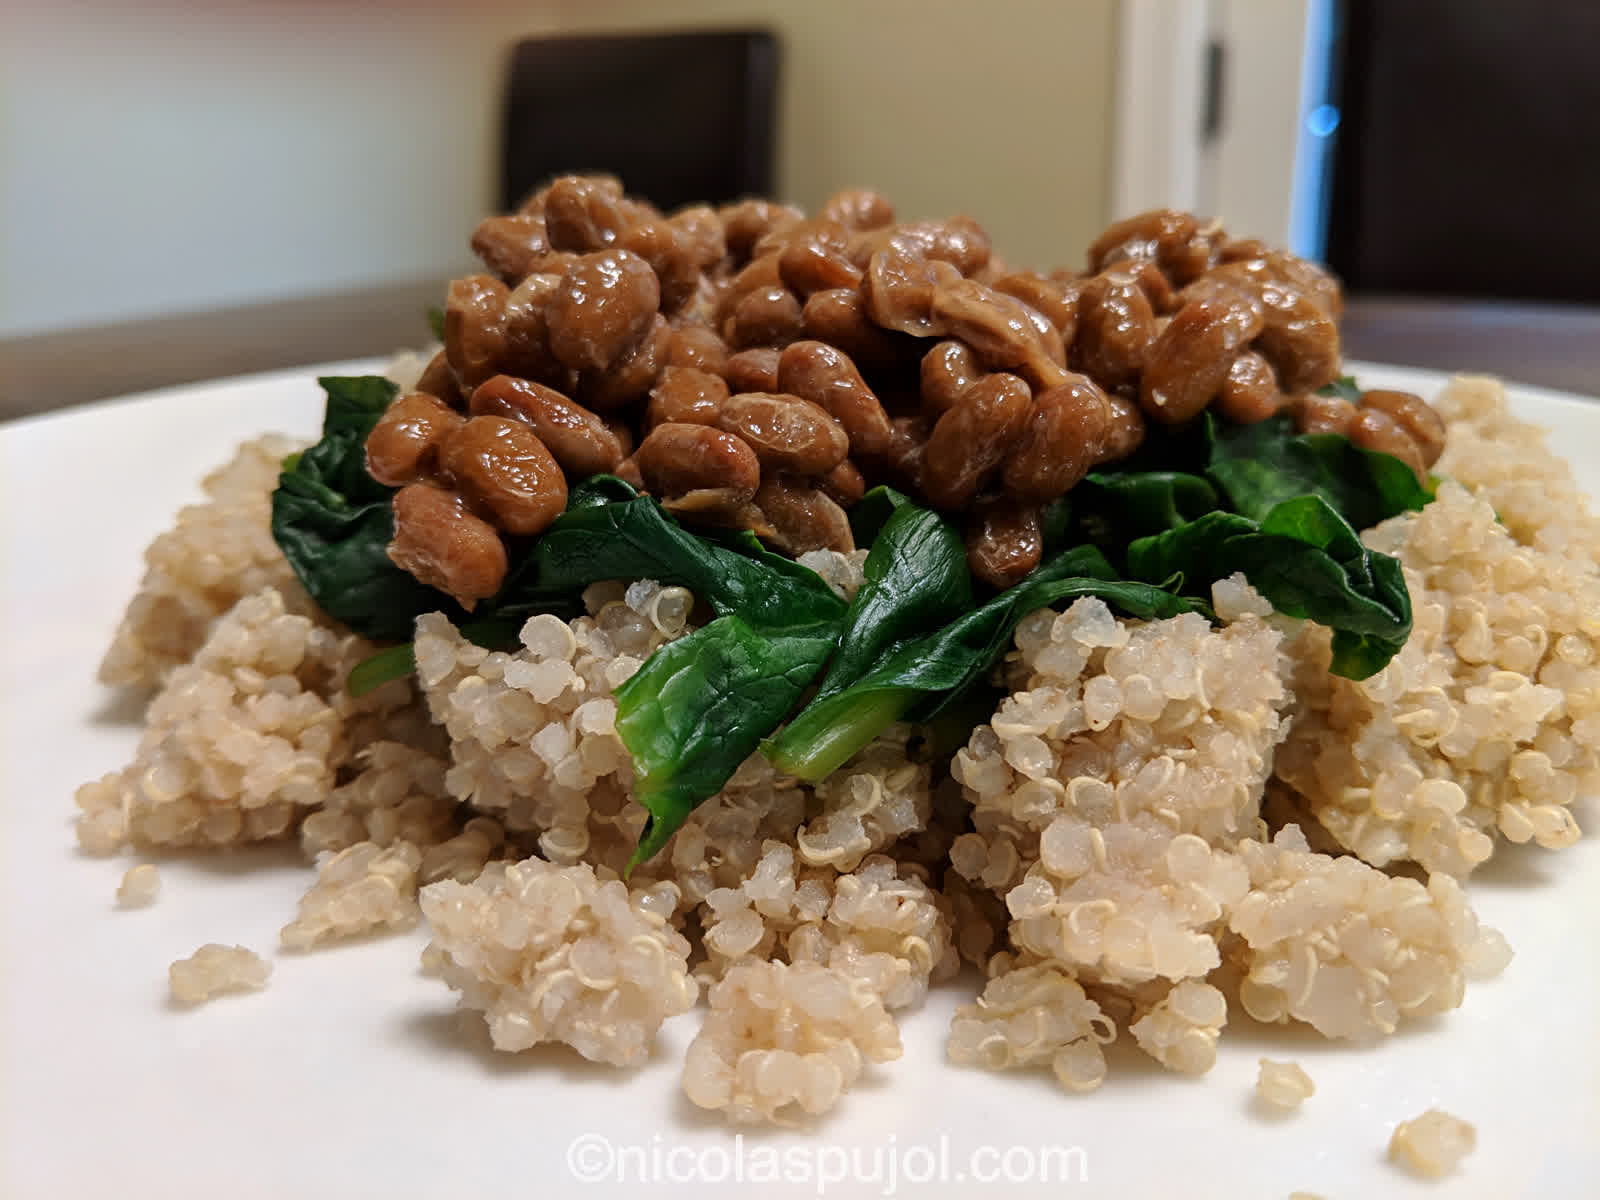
1108, 0, 1214, 221
1109, 0, 1332, 256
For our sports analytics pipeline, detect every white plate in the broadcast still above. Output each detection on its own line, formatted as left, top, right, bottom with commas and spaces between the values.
2, 360, 1596, 1200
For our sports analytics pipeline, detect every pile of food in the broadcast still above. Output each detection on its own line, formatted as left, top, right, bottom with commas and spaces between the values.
78, 177, 1597, 1165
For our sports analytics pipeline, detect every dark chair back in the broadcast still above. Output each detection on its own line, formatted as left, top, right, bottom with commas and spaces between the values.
1325, 0, 1600, 302
498, 29, 780, 215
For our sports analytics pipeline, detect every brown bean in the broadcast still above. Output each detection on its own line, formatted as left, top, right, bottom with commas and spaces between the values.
388, 482, 508, 608
777, 340, 893, 457
668, 204, 728, 270
724, 347, 782, 393
1139, 294, 1264, 425
620, 217, 701, 312
725, 284, 803, 348
1347, 408, 1427, 481
864, 240, 961, 336
439, 416, 568, 536
800, 288, 907, 370
991, 272, 1080, 342
542, 175, 640, 252
648, 366, 730, 428
922, 373, 1033, 510
819, 188, 895, 231
966, 499, 1043, 589
720, 253, 784, 317
1215, 352, 1286, 424
1002, 375, 1111, 501
752, 475, 855, 555
819, 459, 866, 508
471, 214, 551, 283
545, 249, 661, 372
1164, 222, 1224, 285
1359, 389, 1446, 467
635, 423, 761, 508
752, 216, 847, 262
445, 274, 509, 387
667, 323, 730, 374
1099, 393, 1147, 464
1072, 272, 1156, 388
718, 198, 805, 261
931, 277, 1069, 392
778, 236, 863, 297
877, 414, 931, 493
415, 350, 462, 408
1263, 249, 1343, 317
469, 375, 623, 477
499, 271, 564, 383
579, 313, 671, 410
679, 275, 722, 326
899, 216, 993, 275
932, 216, 994, 275
1126, 259, 1180, 314
1087, 210, 1198, 273
604, 417, 635, 459
1176, 271, 1267, 322
365, 391, 466, 486
717, 392, 849, 476
1293, 392, 1358, 436
1219, 237, 1272, 264
919, 340, 985, 417
613, 455, 645, 491
1255, 281, 1340, 393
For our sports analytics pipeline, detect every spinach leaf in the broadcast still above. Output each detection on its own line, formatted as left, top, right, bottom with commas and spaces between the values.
495, 489, 844, 630
1125, 494, 1411, 679
764, 544, 1210, 782
426, 305, 446, 342
271, 376, 468, 641
1207, 413, 1432, 530
812, 504, 973, 701
618, 615, 841, 867
762, 502, 971, 780
845, 484, 914, 546
493, 487, 849, 864
1070, 470, 1220, 555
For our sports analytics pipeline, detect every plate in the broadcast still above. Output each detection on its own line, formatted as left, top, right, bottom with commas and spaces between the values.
2, 360, 1596, 1200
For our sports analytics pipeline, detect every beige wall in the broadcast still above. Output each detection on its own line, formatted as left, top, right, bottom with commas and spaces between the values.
552, 0, 1120, 271
2, 0, 1118, 338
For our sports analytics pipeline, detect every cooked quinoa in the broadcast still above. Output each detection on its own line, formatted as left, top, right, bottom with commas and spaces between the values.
682, 959, 902, 1123
419, 857, 697, 1066
82, 372, 1594, 1149
115, 863, 161, 908
1388, 1107, 1477, 1178
1255, 1058, 1315, 1111
168, 943, 271, 1005
99, 435, 311, 689
280, 840, 424, 949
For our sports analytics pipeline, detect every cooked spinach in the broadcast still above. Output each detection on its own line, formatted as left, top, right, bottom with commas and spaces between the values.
761, 498, 972, 780
1207, 413, 1433, 530
813, 501, 974, 700
279, 371, 1434, 866
487, 482, 848, 865
1125, 494, 1411, 678
618, 615, 841, 867
493, 481, 844, 631
271, 376, 469, 641
764, 543, 1212, 782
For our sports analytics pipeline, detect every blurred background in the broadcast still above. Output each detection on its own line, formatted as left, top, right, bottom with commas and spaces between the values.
4, 0, 1597, 416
